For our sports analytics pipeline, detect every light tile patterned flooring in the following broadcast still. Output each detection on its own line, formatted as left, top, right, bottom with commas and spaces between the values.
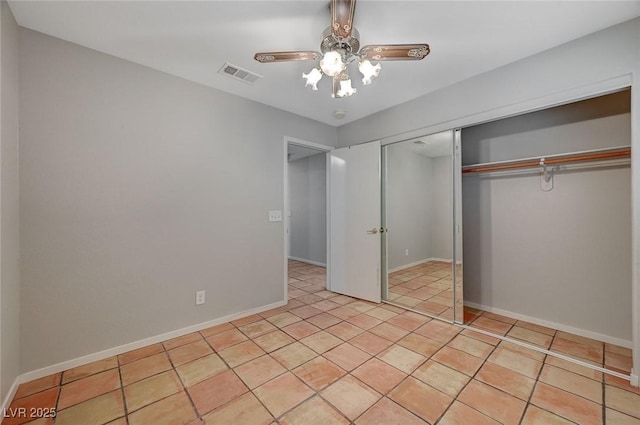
389, 261, 634, 377
4, 260, 639, 425
388, 261, 462, 321
465, 307, 635, 377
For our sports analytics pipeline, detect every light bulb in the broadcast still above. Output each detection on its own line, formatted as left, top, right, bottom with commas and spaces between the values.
358, 59, 381, 85
320, 50, 346, 77
337, 78, 357, 97
302, 68, 323, 90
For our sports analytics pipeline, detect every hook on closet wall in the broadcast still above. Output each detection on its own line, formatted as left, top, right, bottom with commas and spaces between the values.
540, 158, 553, 191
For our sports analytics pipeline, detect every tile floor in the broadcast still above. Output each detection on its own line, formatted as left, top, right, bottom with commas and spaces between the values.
464, 308, 634, 378
389, 260, 632, 378
3, 260, 639, 425
388, 261, 462, 322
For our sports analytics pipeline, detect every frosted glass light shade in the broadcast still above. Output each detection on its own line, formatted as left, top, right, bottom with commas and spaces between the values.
358, 60, 381, 85
320, 50, 346, 77
337, 78, 357, 97
302, 68, 323, 90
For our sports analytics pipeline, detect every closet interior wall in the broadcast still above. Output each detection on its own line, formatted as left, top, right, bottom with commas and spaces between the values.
461, 90, 632, 344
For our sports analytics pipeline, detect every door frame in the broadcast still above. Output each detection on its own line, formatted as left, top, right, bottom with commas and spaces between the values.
327, 141, 382, 302
283, 136, 334, 302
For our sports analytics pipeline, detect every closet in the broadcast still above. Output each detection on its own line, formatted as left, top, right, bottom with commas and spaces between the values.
461, 90, 632, 359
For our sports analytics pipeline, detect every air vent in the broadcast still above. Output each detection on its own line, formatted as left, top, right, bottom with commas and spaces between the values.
218, 63, 262, 85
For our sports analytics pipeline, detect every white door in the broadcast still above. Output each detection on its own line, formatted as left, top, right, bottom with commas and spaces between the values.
328, 141, 381, 302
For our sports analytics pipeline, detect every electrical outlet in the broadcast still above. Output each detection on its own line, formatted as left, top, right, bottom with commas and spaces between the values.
195, 290, 206, 306
405, 249, 409, 256
269, 210, 283, 222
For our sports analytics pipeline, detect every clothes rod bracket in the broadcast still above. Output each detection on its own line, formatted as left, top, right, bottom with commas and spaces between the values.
540, 158, 553, 191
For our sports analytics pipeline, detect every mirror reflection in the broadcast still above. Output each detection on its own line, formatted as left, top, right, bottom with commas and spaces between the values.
384, 130, 461, 321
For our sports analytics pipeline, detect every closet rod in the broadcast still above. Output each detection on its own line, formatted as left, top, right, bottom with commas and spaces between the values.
462, 146, 631, 174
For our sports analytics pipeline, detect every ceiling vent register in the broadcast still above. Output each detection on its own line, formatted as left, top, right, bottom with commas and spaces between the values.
218, 63, 263, 84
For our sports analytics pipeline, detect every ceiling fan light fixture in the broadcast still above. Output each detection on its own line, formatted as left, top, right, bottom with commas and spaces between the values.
253, 0, 430, 98
320, 50, 346, 77
337, 78, 357, 97
302, 68, 323, 90
358, 59, 381, 85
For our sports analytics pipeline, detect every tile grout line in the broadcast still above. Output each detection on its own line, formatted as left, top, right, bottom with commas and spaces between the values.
202, 321, 276, 423
116, 353, 130, 425
602, 374, 607, 425
121, 345, 188, 422
439, 331, 511, 425
516, 350, 549, 425
166, 334, 203, 424
52, 372, 63, 425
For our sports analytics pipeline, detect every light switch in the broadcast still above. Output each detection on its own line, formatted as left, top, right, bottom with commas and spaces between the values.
269, 210, 283, 222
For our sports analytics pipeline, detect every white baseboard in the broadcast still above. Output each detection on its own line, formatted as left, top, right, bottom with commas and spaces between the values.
428, 257, 453, 263
1, 378, 20, 411
17, 300, 287, 386
630, 371, 639, 388
288, 256, 326, 267
389, 257, 453, 273
464, 301, 632, 349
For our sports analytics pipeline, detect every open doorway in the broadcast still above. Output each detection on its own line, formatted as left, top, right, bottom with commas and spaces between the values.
284, 138, 333, 302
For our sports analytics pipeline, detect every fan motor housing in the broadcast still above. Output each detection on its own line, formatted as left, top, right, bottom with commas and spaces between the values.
320, 26, 360, 54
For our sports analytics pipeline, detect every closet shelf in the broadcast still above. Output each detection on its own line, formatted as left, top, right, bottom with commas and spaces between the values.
462, 146, 631, 174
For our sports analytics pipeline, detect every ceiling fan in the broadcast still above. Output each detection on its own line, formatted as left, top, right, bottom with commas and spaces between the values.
254, 0, 430, 98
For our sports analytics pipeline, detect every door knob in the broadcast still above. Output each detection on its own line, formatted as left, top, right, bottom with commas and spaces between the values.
366, 228, 378, 234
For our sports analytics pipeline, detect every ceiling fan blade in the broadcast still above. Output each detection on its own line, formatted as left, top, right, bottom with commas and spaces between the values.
254, 51, 321, 63
359, 44, 430, 61
331, 0, 356, 38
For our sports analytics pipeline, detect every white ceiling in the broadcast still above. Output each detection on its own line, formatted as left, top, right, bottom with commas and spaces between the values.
391, 130, 453, 158
9, 1, 640, 127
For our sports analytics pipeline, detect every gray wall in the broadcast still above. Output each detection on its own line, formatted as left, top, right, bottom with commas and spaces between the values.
1, 0, 20, 401
386, 145, 433, 270
431, 156, 453, 261
461, 91, 632, 165
288, 153, 326, 265
18, 28, 336, 372
462, 92, 631, 340
337, 18, 640, 147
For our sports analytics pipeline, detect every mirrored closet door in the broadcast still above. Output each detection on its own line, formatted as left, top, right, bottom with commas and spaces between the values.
382, 130, 463, 323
